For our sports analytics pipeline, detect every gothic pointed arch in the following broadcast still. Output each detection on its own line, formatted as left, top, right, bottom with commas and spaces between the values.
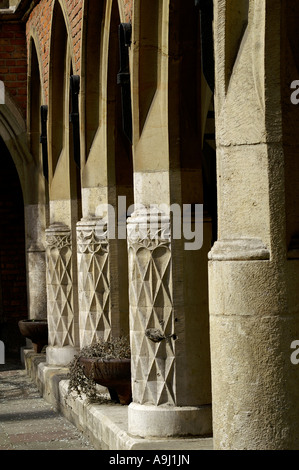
48, 0, 68, 179
28, 35, 43, 166
0, 90, 33, 204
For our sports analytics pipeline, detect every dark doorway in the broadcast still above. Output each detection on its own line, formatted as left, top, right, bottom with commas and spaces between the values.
0, 137, 28, 358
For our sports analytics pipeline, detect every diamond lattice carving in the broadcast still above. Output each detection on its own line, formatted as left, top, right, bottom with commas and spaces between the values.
77, 223, 111, 347
128, 209, 176, 406
46, 226, 74, 348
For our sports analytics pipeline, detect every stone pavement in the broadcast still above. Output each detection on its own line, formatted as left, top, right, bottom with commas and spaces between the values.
0, 358, 96, 450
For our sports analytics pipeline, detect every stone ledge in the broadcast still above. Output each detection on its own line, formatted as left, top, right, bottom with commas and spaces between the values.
208, 238, 270, 261
23, 350, 213, 451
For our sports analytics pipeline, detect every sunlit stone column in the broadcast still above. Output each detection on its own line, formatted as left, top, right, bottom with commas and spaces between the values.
77, 218, 110, 346
76, 210, 130, 348
126, 0, 212, 438
127, 208, 175, 409
45, 223, 79, 365
127, 206, 212, 437
209, 0, 299, 449
25, 203, 48, 320
76, 215, 130, 347
76, 0, 132, 348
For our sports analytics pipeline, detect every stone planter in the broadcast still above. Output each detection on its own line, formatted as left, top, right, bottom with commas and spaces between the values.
18, 319, 48, 353
79, 357, 132, 405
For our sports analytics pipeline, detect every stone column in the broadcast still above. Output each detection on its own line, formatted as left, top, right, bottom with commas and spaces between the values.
45, 27, 81, 365
76, 0, 132, 347
209, 0, 299, 449
127, 0, 212, 437
76, 208, 130, 347
127, 207, 212, 437
77, 218, 113, 346
45, 223, 79, 365
25, 203, 48, 320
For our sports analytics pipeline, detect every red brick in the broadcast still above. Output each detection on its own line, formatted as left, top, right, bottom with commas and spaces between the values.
12, 66, 27, 73
4, 74, 17, 81
17, 73, 27, 81
10, 38, 26, 46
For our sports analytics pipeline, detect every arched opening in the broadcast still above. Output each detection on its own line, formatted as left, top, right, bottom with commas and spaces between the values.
138, 0, 162, 134
106, 0, 134, 335
69, 65, 82, 221
168, 0, 217, 236
0, 136, 28, 357
48, 0, 82, 225
29, 39, 41, 165
83, 0, 106, 160
77, 0, 133, 346
29, 37, 49, 209
49, 0, 68, 178
107, 0, 133, 204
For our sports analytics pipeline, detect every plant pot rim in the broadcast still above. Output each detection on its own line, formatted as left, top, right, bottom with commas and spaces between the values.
19, 319, 47, 323
79, 357, 130, 362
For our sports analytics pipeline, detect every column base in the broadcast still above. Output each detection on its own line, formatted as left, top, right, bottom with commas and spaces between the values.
46, 346, 77, 366
128, 403, 212, 438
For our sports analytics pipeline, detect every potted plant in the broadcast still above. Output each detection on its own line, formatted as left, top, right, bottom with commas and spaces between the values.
68, 336, 132, 405
18, 318, 48, 353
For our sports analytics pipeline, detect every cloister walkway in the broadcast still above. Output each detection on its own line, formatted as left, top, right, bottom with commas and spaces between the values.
0, 358, 95, 450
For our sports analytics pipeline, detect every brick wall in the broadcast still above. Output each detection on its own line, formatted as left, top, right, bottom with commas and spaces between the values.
26, 0, 132, 104
0, 0, 133, 115
26, 0, 84, 103
25, 0, 54, 104
123, 0, 132, 22
66, 0, 83, 74
0, 22, 27, 115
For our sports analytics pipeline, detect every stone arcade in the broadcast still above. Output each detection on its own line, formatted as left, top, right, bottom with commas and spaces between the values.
0, 0, 298, 450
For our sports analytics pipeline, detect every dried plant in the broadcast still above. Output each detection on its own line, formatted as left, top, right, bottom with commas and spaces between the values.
67, 336, 131, 402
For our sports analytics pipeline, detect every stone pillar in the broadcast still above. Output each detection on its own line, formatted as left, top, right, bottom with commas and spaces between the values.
127, 207, 211, 437
209, 0, 299, 449
25, 203, 48, 320
77, 218, 109, 346
45, 223, 79, 365
126, 0, 212, 438
45, 21, 81, 365
76, 0, 132, 347
77, 217, 128, 346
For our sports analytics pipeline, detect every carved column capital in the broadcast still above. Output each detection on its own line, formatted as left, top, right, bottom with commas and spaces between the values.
77, 218, 109, 254
127, 207, 171, 251
45, 223, 72, 250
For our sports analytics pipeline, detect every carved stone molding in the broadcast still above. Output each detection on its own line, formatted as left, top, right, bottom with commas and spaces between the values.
45, 223, 74, 348
127, 207, 171, 249
208, 238, 270, 261
77, 218, 111, 347
127, 208, 176, 406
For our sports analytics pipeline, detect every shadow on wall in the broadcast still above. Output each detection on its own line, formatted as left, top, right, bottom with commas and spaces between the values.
0, 137, 27, 357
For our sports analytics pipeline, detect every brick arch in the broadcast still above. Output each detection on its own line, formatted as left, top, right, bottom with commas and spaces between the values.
47, 0, 82, 210
80, 0, 128, 163
48, 0, 70, 179
49, 0, 75, 72
28, 32, 46, 105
